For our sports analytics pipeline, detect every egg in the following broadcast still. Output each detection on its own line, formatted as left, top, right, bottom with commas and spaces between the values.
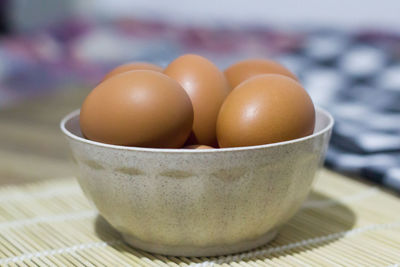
80, 70, 193, 148
217, 74, 315, 148
224, 59, 298, 89
103, 62, 163, 81
183, 144, 214, 149
164, 54, 230, 146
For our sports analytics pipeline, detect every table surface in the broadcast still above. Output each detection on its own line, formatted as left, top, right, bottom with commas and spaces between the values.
0, 87, 91, 185
0, 88, 399, 266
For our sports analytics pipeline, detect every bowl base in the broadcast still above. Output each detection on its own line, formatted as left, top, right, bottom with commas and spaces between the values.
122, 229, 279, 257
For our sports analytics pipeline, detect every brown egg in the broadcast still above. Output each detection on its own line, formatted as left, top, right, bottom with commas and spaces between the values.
183, 144, 214, 149
103, 62, 163, 81
80, 70, 193, 148
217, 74, 315, 148
224, 59, 298, 89
164, 54, 230, 146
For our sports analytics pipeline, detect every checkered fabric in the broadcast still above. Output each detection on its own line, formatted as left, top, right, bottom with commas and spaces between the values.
277, 31, 400, 191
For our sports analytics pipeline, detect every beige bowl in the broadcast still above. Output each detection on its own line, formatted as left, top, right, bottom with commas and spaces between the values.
60, 107, 333, 257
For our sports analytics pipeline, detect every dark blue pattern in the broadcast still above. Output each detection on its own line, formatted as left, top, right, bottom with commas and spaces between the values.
279, 31, 400, 191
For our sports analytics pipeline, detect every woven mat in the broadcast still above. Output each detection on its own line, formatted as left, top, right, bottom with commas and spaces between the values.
0, 170, 399, 266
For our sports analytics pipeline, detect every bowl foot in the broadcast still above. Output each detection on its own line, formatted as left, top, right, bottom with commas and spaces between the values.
122, 229, 279, 257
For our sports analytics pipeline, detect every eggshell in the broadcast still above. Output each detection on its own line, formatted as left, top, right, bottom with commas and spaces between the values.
183, 144, 214, 149
80, 70, 193, 148
164, 54, 230, 146
224, 59, 298, 89
103, 62, 163, 81
217, 74, 315, 148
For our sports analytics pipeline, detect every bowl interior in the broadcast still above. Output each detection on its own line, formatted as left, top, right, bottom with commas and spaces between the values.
62, 107, 333, 151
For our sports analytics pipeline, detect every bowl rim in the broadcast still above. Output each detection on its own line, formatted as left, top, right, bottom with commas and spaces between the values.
60, 106, 334, 153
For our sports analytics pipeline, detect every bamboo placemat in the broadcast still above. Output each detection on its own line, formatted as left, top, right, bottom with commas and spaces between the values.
0, 170, 399, 266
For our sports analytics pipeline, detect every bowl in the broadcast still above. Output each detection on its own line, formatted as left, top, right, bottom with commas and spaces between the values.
60, 107, 333, 257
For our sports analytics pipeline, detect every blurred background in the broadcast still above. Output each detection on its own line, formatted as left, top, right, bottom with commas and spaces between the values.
0, 0, 399, 191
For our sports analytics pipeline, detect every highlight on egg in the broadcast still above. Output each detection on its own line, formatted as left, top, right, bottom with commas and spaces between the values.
224, 59, 298, 89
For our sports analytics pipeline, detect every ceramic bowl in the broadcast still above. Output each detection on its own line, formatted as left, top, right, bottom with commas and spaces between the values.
60, 107, 333, 257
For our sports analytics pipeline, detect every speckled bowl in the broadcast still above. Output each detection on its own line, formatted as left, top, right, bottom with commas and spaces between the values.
60, 107, 333, 257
